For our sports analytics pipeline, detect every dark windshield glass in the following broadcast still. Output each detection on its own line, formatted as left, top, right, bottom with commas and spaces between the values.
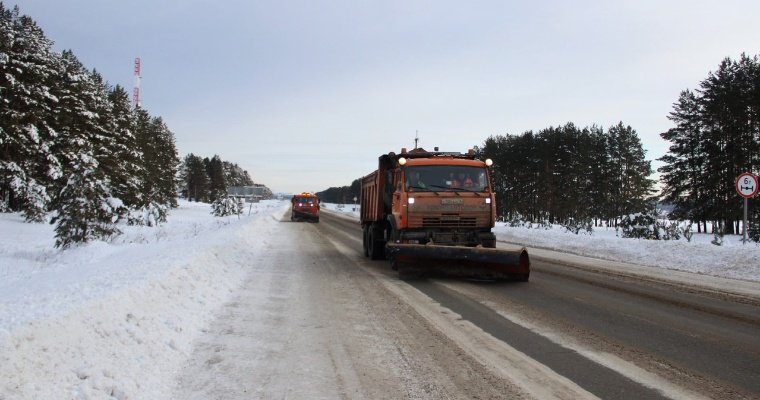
404, 166, 488, 192
294, 197, 316, 204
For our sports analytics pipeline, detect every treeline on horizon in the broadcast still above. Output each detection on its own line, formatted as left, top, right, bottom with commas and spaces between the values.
480, 121, 654, 228
179, 153, 256, 203
0, 4, 259, 248
321, 53, 760, 240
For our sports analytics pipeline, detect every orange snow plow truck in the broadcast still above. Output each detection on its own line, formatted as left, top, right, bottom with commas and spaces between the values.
291, 192, 320, 222
360, 147, 530, 280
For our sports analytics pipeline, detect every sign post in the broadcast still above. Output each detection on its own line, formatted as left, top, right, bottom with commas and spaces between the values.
736, 172, 759, 244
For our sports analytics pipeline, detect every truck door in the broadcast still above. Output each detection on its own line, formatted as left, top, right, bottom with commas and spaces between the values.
392, 170, 404, 227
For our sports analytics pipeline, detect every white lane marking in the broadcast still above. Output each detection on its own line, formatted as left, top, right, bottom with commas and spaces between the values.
438, 280, 711, 400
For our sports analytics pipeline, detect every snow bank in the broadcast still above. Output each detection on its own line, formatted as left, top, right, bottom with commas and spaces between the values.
0, 200, 289, 399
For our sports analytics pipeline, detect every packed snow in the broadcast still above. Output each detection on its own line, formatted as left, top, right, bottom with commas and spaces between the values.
1, 199, 758, 399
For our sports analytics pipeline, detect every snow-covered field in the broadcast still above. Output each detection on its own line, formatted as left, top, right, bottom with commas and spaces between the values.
1, 199, 758, 399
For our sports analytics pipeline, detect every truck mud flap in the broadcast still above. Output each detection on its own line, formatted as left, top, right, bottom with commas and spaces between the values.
386, 243, 530, 281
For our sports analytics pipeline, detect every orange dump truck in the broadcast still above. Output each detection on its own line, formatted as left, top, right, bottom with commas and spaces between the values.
291, 192, 320, 222
360, 147, 529, 280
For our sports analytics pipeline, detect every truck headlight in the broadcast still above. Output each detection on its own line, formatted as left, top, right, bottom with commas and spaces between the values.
408, 198, 415, 204
485, 198, 491, 204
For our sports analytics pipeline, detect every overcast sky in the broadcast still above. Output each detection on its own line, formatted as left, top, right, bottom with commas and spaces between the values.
15, 0, 760, 194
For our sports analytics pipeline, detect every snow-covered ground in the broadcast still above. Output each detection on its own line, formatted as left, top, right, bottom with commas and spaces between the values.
0, 199, 289, 399
1, 199, 758, 399
321, 203, 760, 283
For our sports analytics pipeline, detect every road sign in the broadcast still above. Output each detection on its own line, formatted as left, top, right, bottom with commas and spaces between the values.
736, 172, 759, 199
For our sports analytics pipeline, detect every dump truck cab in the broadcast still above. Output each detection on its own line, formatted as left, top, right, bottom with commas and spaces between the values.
389, 154, 496, 248
291, 192, 320, 222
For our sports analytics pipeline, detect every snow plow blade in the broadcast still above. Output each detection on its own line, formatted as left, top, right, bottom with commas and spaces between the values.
386, 243, 530, 281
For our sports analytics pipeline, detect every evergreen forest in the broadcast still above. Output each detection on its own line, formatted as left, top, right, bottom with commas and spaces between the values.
480, 121, 655, 229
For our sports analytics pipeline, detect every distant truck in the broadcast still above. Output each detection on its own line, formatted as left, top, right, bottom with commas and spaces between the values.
291, 192, 320, 222
360, 147, 529, 280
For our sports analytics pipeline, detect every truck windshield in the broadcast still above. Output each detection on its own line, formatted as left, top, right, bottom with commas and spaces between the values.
294, 197, 316, 204
404, 166, 489, 192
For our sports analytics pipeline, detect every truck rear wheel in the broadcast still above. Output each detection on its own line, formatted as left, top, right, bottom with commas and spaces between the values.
369, 225, 386, 260
362, 226, 369, 257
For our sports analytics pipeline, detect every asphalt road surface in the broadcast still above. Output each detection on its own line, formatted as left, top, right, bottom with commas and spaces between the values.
173, 209, 760, 399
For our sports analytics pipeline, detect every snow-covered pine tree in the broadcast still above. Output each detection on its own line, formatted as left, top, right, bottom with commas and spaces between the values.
211, 196, 240, 217
0, 5, 62, 221
52, 142, 121, 248
50, 50, 122, 247
107, 85, 144, 209
93, 82, 143, 212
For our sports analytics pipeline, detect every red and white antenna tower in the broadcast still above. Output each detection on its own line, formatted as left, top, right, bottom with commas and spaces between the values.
133, 57, 141, 108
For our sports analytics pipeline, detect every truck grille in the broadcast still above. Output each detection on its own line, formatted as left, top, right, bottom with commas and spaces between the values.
411, 213, 485, 228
